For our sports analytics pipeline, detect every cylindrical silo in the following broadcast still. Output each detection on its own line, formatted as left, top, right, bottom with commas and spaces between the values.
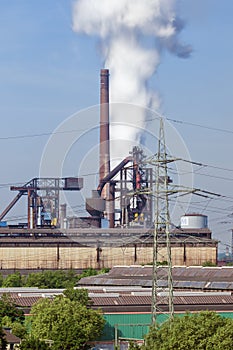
180, 213, 208, 229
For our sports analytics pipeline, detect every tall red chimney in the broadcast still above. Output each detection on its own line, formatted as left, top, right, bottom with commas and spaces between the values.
99, 69, 110, 194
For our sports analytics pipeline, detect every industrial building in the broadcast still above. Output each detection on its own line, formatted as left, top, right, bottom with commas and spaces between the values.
0, 70, 219, 270
0, 230, 217, 269
1, 265, 233, 348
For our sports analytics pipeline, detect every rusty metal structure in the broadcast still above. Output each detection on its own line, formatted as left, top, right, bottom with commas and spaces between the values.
0, 178, 83, 229
86, 146, 153, 228
86, 152, 153, 228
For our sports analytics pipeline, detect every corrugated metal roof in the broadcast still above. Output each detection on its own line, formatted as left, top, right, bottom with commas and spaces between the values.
78, 266, 233, 292
1, 286, 233, 312
92, 295, 151, 306
91, 294, 233, 307
11, 296, 41, 307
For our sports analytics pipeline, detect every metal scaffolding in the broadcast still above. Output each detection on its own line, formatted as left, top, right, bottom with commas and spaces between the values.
0, 177, 83, 228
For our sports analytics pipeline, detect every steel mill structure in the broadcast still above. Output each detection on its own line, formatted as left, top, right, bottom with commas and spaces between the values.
0, 69, 218, 270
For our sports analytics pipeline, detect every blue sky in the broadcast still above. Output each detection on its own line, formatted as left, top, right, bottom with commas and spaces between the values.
0, 0, 233, 252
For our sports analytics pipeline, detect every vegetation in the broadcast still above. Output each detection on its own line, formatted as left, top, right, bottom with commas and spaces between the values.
202, 261, 217, 267
0, 294, 26, 349
0, 294, 24, 323
2, 271, 23, 287
143, 261, 168, 266
0, 268, 109, 289
0, 324, 7, 350
63, 286, 91, 305
24, 270, 78, 289
0, 287, 105, 350
128, 340, 141, 349
1, 316, 27, 339
19, 336, 49, 350
0, 269, 108, 349
142, 311, 233, 350
29, 288, 105, 350
0, 274, 4, 287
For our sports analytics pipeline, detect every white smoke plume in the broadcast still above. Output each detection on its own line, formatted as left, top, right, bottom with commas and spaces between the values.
72, 0, 191, 162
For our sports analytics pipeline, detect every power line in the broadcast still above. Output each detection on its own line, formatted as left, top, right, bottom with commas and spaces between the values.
166, 117, 233, 135
0, 127, 92, 141
193, 172, 233, 183
181, 159, 233, 174
1, 115, 233, 142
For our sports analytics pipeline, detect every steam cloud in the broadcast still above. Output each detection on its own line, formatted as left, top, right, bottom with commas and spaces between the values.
72, 0, 191, 161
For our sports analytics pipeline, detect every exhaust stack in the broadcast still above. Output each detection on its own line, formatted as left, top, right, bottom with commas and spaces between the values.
99, 69, 115, 227
99, 69, 110, 190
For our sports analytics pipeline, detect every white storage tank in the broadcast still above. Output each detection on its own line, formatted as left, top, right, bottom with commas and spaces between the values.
180, 213, 208, 229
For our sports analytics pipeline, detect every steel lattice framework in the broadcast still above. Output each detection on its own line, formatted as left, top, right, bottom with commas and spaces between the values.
151, 118, 174, 323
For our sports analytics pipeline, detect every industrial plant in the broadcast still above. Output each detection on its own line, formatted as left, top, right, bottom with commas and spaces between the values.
0, 69, 218, 270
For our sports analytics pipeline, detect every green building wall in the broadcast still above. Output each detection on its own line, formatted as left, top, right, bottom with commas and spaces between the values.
100, 312, 233, 341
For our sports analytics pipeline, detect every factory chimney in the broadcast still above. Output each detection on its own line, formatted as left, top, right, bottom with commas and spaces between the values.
99, 69, 115, 227
99, 69, 110, 197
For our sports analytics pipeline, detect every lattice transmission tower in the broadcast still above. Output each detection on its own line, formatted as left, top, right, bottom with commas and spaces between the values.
151, 117, 174, 324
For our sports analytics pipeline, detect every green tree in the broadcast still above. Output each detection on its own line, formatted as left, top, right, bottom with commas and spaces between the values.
78, 268, 98, 279
1, 316, 27, 339
0, 294, 24, 323
128, 340, 141, 350
30, 295, 105, 350
19, 336, 49, 350
206, 318, 233, 350
25, 270, 79, 289
143, 311, 233, 350
2, 272, 23, 287
63, 287, 91, 305
0, 274, 3, 287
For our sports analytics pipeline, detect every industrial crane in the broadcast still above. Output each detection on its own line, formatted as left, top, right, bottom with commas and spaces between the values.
0, 177, 83, 229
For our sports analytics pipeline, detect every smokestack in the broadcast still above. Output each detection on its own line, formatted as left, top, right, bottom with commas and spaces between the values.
99, 69, 115, 227
99, 69, 110, 194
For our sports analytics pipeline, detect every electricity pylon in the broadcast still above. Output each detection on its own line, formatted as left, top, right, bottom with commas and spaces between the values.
151, 117, 174, 324
149, 117, 222, 324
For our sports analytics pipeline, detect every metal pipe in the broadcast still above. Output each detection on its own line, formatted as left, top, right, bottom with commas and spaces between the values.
0, 191, 26, 222
29, 197, 34, 229
64, 218, 68, 229
97, 156, 132, 196
109, 181, 115, 228
59, 204, 67, 229
37, 197, 42, 227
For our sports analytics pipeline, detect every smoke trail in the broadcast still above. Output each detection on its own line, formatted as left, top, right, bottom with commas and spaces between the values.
72, 0, 191, 161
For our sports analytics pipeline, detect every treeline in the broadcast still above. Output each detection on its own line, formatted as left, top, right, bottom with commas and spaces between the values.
0, 268, 109, 289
